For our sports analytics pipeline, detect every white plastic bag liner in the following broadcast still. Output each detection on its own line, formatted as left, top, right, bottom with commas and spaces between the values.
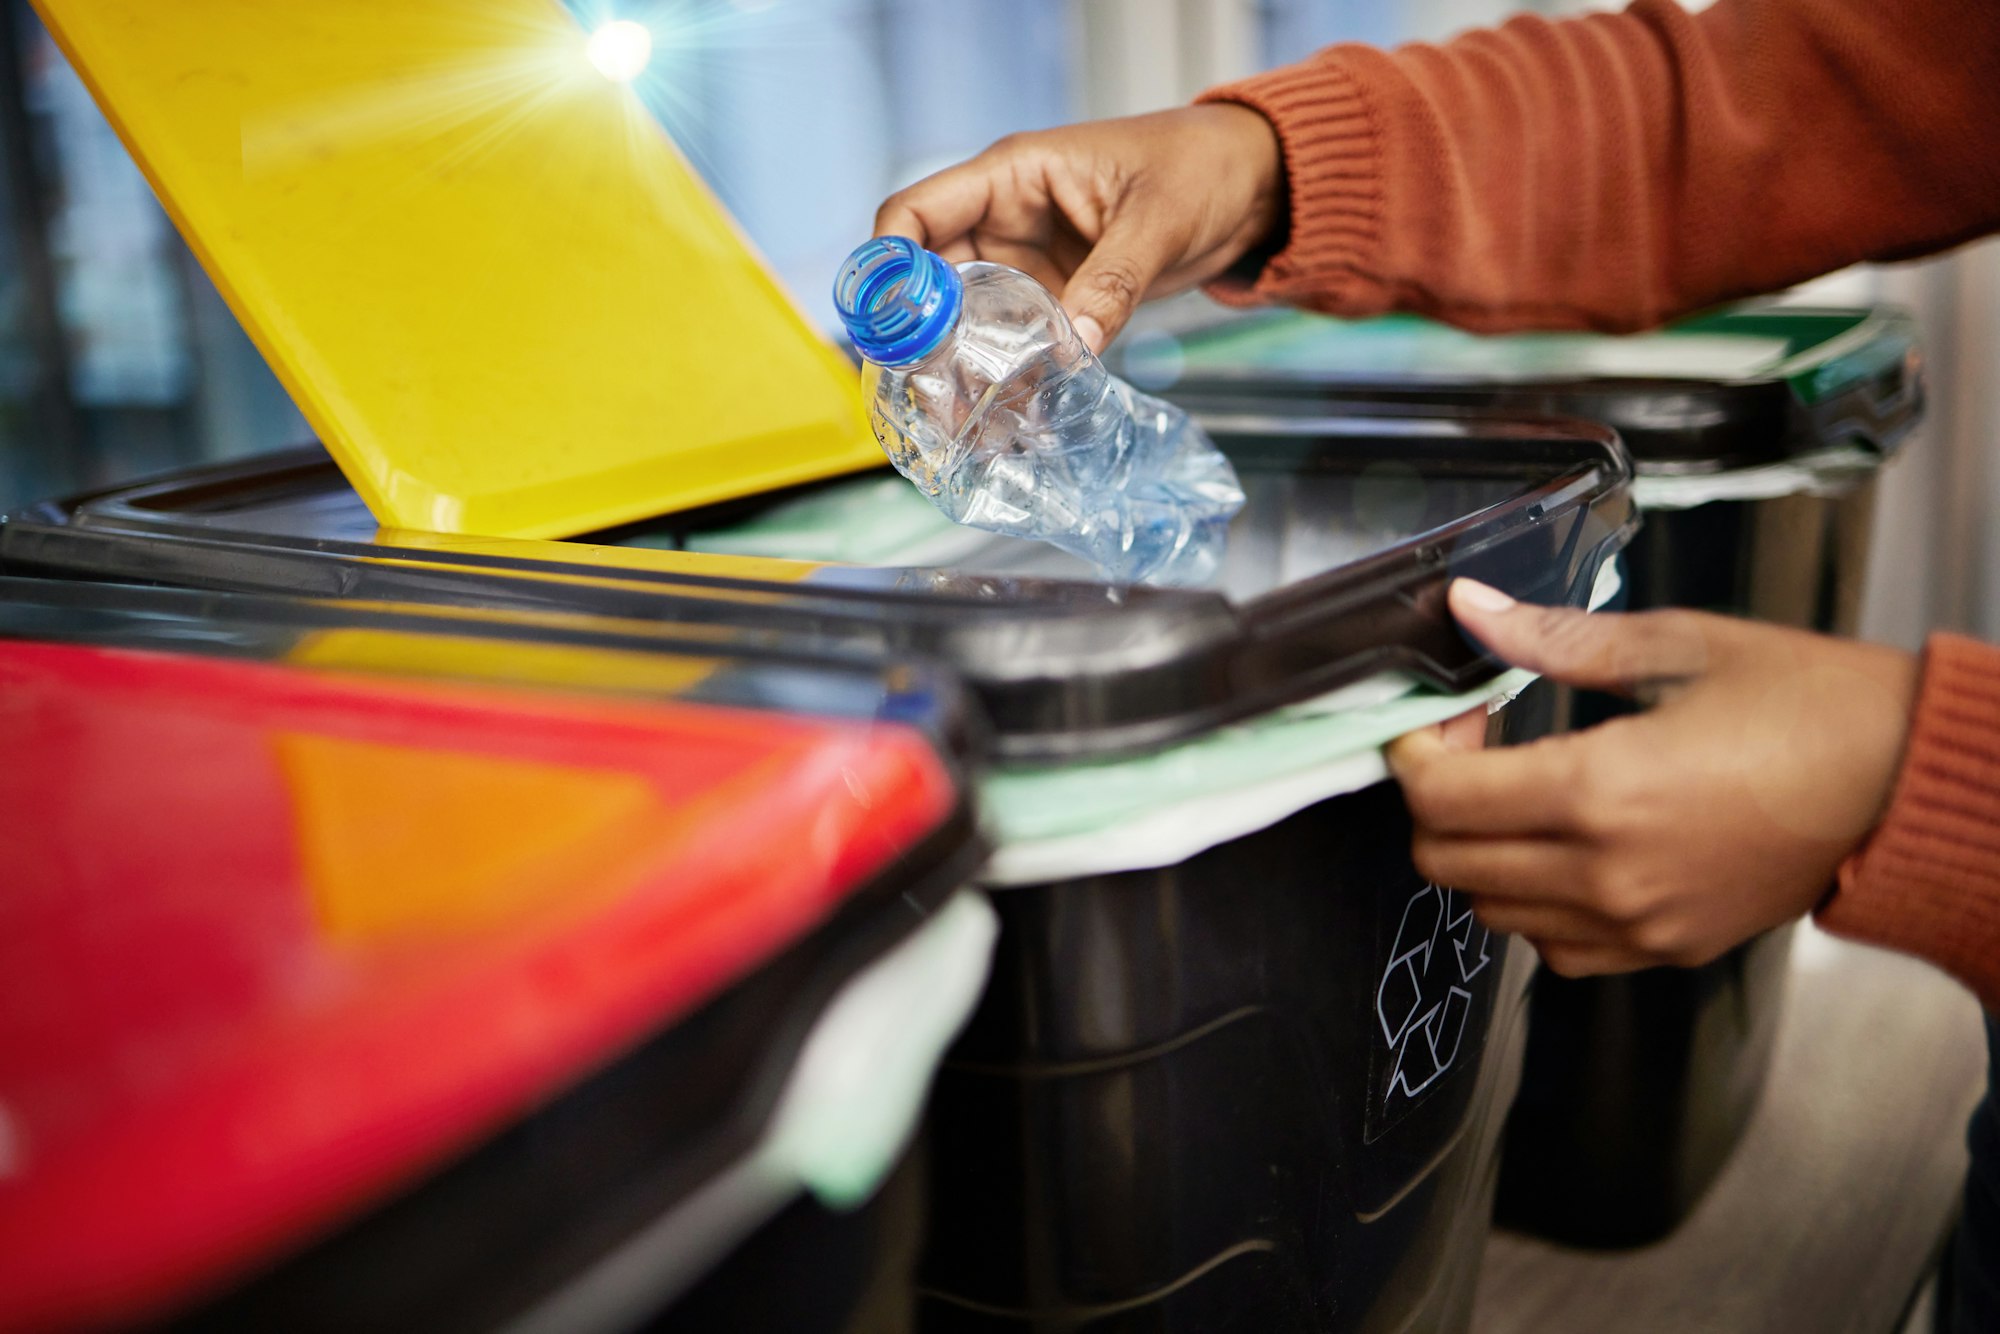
979, 558, 1622, 886
979, 666, 1537, 886
504, 892, 998, 1334
1629, 446, 1881, 511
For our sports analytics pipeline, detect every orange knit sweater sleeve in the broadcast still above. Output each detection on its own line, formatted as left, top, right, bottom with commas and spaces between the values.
1196, 0, 2000, 333
1821, 636, 2000, 1011
1196, 0, 2000, 1002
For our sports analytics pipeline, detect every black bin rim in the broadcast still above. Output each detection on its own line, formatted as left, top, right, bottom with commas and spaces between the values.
1, 410, 1639, 764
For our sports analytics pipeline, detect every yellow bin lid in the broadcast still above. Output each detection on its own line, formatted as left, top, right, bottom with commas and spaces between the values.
34, 0, 881, 538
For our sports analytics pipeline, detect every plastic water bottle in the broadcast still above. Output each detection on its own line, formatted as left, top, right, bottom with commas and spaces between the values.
831, 237, 1245, 586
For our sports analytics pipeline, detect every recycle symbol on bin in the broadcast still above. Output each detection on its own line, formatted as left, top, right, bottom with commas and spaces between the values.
1375, 884, 1492, 1105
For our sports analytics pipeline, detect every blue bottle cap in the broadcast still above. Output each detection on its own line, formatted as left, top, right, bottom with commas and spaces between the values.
832, 237, 964, 368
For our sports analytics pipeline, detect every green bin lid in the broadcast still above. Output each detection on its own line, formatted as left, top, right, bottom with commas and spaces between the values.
1124, 304, 1923, 473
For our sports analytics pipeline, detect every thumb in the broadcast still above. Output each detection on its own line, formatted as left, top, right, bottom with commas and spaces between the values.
1060, 211, 1177, 354
1448, 579, 1712, 696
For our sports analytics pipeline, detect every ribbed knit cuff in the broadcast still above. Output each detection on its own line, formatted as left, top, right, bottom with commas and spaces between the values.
1820, 633, 2000, 1012
1194, 52, 1384, 310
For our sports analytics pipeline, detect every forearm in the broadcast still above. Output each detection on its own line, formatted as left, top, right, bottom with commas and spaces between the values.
1821, 635, 2000, 1011
1200, 0, 2000, 331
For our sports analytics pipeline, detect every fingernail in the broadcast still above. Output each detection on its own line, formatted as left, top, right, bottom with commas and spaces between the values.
1074, 315, 1106, 354
1452, 579, 1516, 614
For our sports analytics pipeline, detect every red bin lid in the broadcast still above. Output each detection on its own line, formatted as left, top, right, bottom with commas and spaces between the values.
0, 639, 959, 1330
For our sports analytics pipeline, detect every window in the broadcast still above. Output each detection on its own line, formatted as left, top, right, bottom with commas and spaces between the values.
0, 0, 1495, 511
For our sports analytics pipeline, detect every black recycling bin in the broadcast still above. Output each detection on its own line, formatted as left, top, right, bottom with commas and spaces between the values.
1130, 303, 1924, 1247
2, 410, 1636, 1330
0, 575, 992, 1334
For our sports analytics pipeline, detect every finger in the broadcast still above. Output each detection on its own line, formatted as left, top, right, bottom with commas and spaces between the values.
1466, 895, 1619, 944
957, 236, 1070, 295
1059, 210, 1181, 353
1447, 580, 1714, 697
1438, 705, 1490, 753
1410, 832, 1594, 902
1387, 708, 1489, 769
1384, 724, 1446, 773
1391, 734, 1593, 836
934, 238, 979, 266
1530, 938, 1652, 978
874, 163, 997, 250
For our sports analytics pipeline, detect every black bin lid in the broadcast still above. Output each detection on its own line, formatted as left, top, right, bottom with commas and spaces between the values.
1115, 304, 1923, 472
1, 411, 1637, 761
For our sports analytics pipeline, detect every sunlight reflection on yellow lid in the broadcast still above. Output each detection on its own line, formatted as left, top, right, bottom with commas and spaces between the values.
586, 19, 652, 83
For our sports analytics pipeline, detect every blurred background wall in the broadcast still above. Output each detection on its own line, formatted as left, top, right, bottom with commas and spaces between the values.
0, 0, 1988, 646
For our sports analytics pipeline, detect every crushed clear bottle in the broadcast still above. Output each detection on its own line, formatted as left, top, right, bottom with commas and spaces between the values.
832, 237, 1245, 586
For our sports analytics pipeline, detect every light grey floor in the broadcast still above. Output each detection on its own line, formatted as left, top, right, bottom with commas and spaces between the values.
1473, 924, 1988, 1334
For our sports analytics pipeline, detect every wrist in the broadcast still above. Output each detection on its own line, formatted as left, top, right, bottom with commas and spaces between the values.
1200, 102, 1285, 242
1193, 52, 1383, 309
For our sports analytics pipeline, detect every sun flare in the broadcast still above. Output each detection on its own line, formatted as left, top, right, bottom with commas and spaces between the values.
585, 19, 653, 83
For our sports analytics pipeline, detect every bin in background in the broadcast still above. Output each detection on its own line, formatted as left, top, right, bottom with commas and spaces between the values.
3, 410, 1635, 1329
0, 576, 991, 1333
1132, 303, 1924, 1247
